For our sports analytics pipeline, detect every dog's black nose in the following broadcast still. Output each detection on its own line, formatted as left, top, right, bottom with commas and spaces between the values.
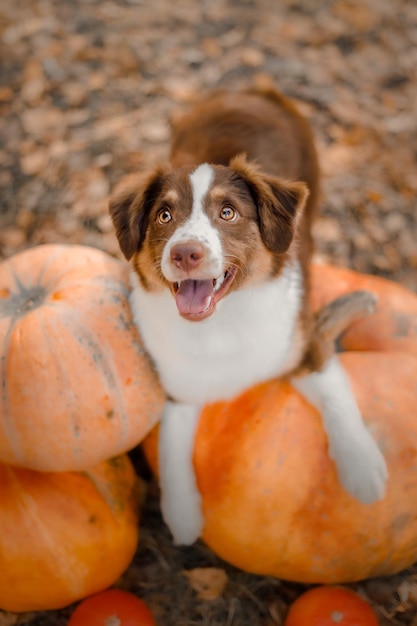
170, 242, 205, 272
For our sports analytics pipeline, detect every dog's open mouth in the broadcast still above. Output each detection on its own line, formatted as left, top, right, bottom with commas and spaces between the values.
172, 266, 237, 321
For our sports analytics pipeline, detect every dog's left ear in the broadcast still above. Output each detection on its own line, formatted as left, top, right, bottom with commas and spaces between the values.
229, 154, 309, 254
109, 165, 169, 260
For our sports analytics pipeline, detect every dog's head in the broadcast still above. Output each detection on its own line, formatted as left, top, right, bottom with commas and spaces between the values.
109, 155, 308, 322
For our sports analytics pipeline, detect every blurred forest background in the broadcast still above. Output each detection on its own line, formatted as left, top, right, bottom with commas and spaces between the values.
0, 0, 417, 624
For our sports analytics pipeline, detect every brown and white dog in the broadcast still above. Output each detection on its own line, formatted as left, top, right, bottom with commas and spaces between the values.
110, 87, 387, 544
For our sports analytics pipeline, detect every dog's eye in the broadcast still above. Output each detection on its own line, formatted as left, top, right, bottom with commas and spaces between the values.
220, 206, 237, 222
158, 208, 172, 224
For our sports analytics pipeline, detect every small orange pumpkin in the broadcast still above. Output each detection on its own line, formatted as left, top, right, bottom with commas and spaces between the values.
0, 454, 140, 612
284, 586, 379, 626
67, 589, 156, 626
0, 244, 165, 471
143, 264, 417, 583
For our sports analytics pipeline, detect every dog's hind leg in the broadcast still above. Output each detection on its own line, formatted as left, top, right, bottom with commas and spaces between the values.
158, 401, 203, 545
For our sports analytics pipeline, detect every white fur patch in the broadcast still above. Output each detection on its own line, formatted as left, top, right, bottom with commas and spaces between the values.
159, 401, 203, 545
190, 163, 214, 214
161, 163, 223, 281
130, 260, 304, 403
292, 356, 388, 503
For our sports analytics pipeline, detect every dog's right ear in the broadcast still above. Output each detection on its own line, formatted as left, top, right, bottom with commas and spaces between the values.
229, 154, 309, 255
109, 165, 169, 260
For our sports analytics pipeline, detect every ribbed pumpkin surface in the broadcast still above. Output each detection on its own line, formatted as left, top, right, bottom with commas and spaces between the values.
0, 454, 140, 612
0, 244, 164, 471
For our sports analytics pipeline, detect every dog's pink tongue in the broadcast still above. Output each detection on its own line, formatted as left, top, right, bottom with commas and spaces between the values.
175, 279, 214, 316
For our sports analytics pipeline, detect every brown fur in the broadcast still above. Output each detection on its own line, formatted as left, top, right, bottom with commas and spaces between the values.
169, 86, 319, 267
109, 86, 327, 371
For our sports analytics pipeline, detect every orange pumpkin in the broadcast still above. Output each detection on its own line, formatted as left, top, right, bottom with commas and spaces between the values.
284, 586, 379, 626
0, 244, 164, 471
0, 454, 140, 612
143, 264, 417, 583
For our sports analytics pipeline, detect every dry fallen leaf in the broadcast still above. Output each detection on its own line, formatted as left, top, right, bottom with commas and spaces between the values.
265, 596, 288, 626
183, 567, 229, 601
0, 611, 36, 626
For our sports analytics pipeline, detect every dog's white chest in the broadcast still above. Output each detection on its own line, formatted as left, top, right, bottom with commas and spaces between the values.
130, 263, 303, 404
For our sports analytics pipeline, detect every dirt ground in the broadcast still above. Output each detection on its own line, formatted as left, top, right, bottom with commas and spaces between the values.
0, 0, 417, 624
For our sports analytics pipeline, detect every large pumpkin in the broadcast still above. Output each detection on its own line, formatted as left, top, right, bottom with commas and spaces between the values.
0, 454, 140, 612
0, 244, 164, 471
143, 264, 417, 583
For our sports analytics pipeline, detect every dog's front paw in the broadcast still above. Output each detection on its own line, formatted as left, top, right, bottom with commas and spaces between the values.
330, 432, 388, 504
158, 401, 204, 545
160, 483, 203, 546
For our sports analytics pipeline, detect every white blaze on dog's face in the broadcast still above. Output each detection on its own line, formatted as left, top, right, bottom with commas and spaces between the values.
161, 163, 235, 321
109, 156, 309, 322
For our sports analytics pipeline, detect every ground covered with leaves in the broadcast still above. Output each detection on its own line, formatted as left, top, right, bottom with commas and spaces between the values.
0, 0, 417, 624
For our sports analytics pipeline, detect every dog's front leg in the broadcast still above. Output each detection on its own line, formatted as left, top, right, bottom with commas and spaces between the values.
292, 355, 388, 504
158, 400, 203, 545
